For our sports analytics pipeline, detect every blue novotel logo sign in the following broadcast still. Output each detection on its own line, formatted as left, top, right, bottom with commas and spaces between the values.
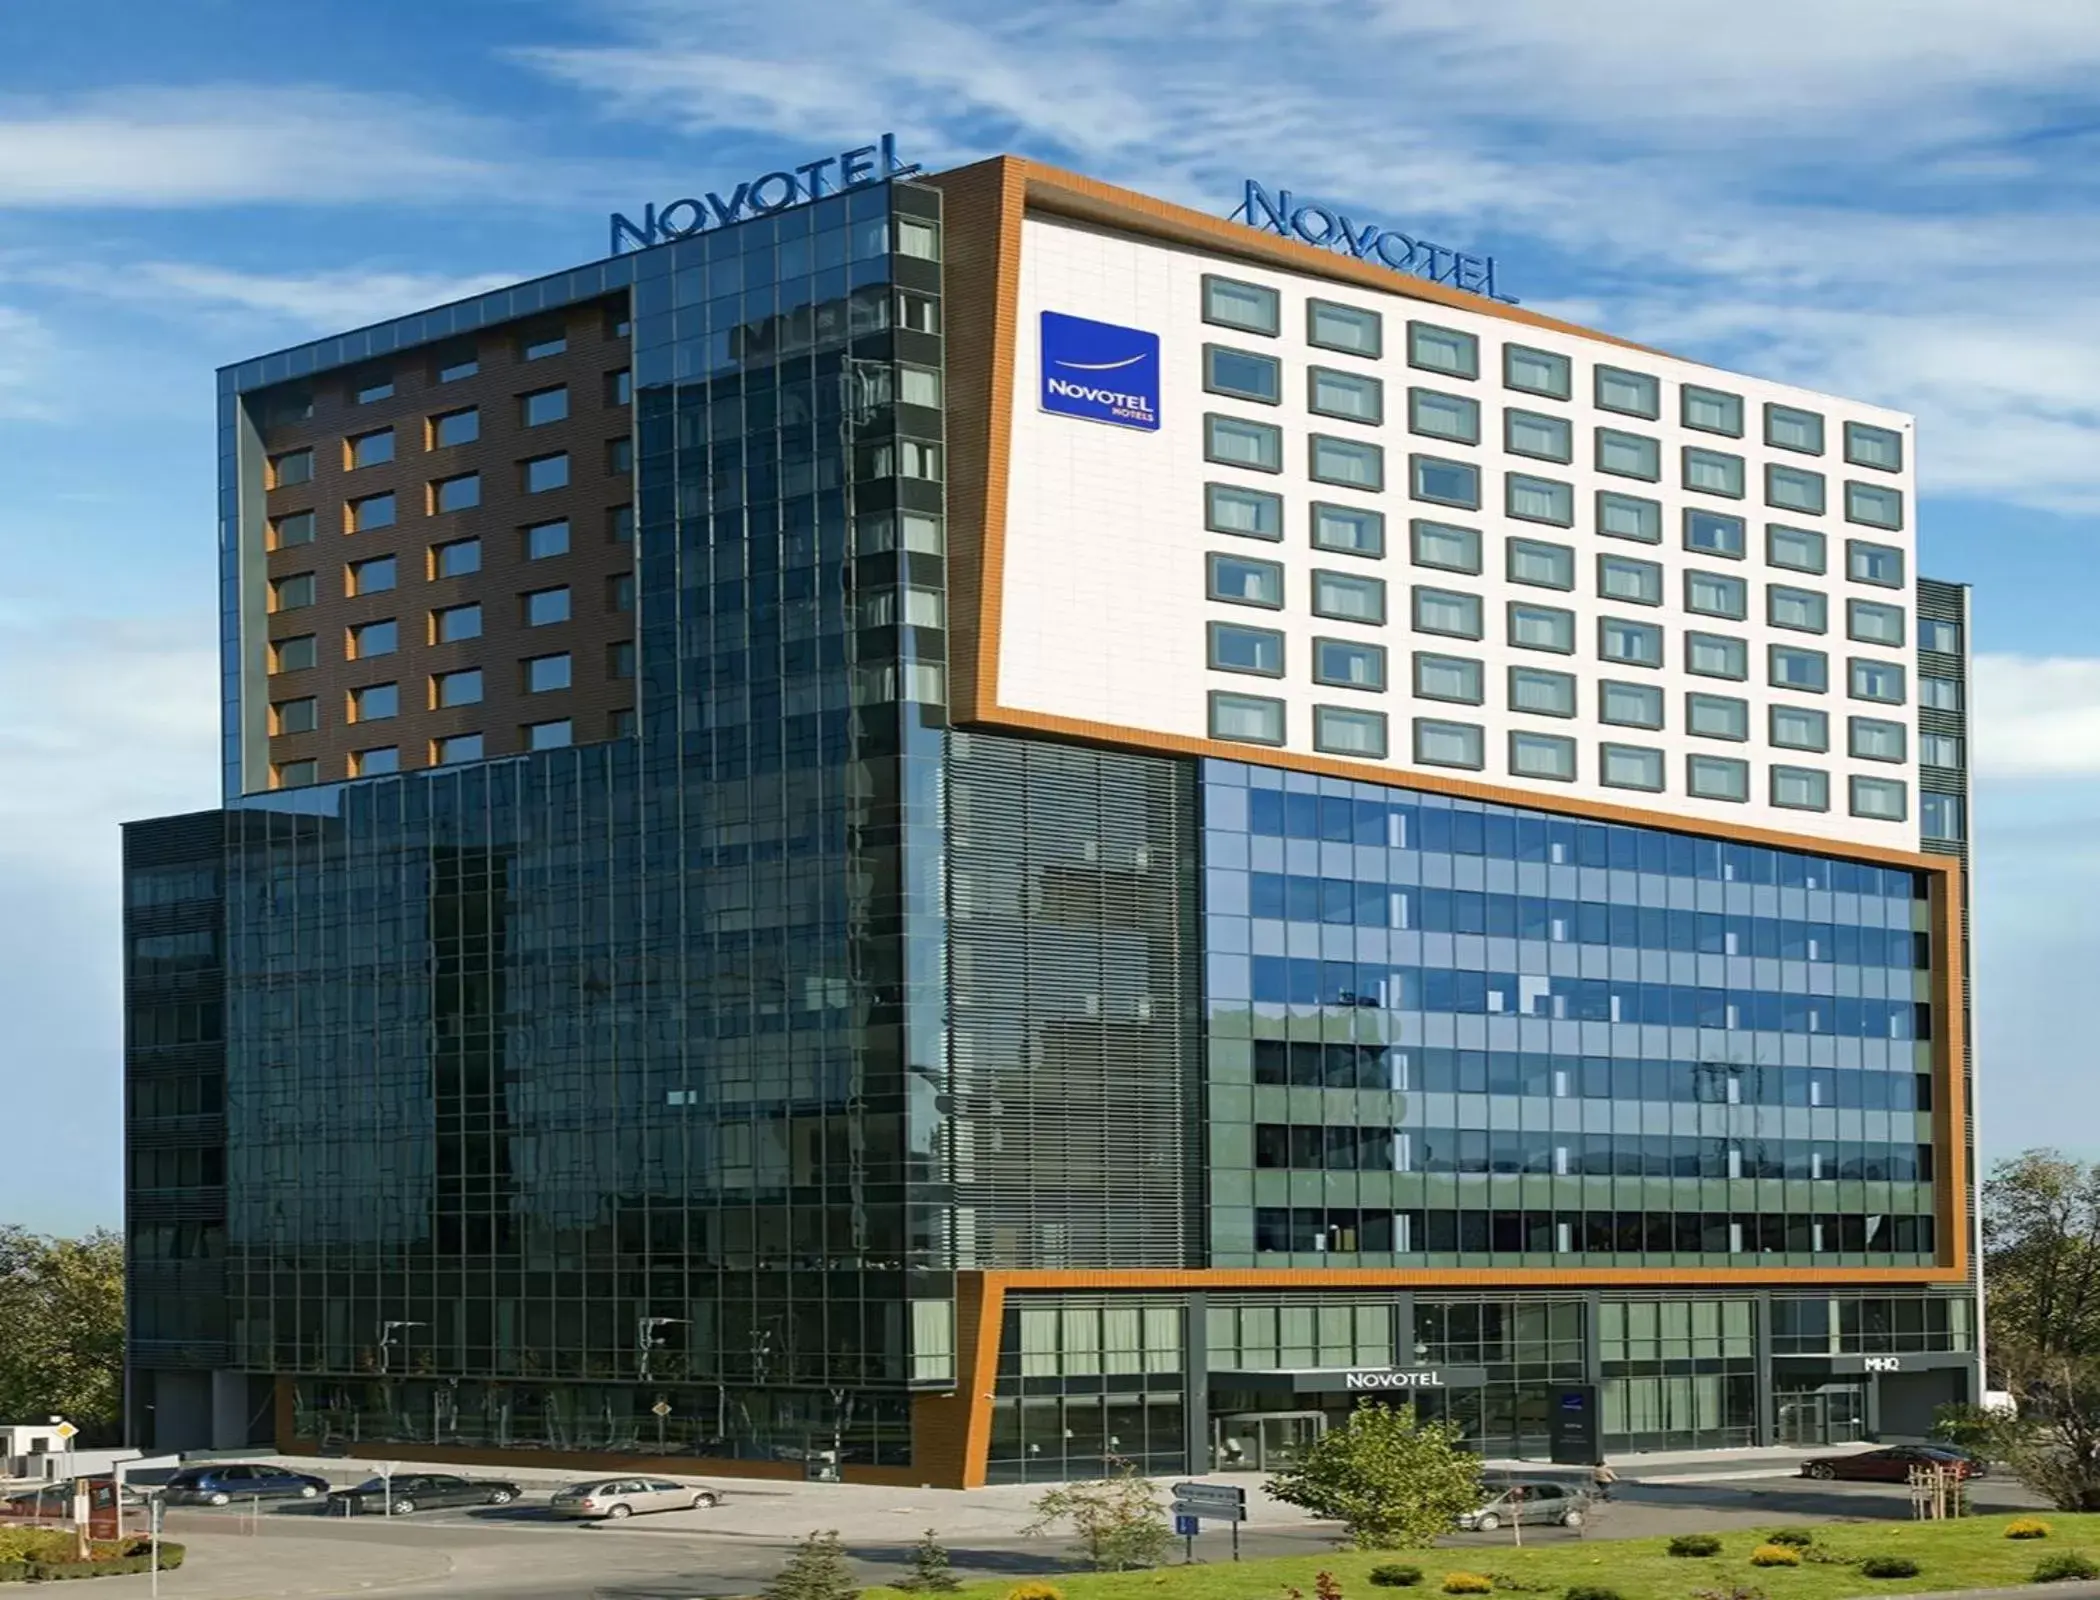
608, 134, 920, 255
1234, 179, 1517, 304
1039, 312, 1161, 431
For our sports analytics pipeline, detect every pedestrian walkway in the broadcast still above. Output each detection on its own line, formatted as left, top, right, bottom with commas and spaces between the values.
48, 1530, 455, 1599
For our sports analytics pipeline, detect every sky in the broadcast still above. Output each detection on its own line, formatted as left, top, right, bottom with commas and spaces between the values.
1, 0, 2096, 1233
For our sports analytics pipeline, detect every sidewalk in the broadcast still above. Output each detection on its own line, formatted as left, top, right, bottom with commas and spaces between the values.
43, 1530, 455, 1599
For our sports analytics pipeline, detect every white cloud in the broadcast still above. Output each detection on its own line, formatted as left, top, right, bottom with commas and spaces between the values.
125, 263, 521, 333
1972, 654, 2100, 778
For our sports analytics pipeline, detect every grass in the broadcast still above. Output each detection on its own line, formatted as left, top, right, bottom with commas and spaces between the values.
859, 1513, 2100, 1600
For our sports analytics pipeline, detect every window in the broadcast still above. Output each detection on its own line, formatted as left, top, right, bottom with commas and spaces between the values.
1684, 508, 1745, 557
1921, 733, 1962, 768
1850, 775, 1908, 821
609, 365, 636, 406
269, 511, 315, 550
1596, 428, 1661, 481
1600, 617, 1663, 668
525, 587, 571, 626
270, 573, 315, 612
272, 697, 316, 734
1599, 554, 1662, 605
1772, 765, 1829, 811
1506, 472, 1574, 526
525, 718, 573, 751
1765, 403, 1825, 454
273, 760, 316, 789
435, 603, 482, 643
1848, 541, 1906, 591
1310, 367, 1384, 423
1921, 675, 1961, 711
1768, 585, 1827, 633
1202, 275, 1279, 336
1207, 482, 1284, 540
1850, 716, 1908, 762
1768, 524, 1827, 573
1769, 644, 1830, 693
1314, 705, 1387, 756
349, 492, 396, 532
349, 428, 394, 468
1205, 414, 1282, 472
1682, 385, 1743, 436
1414, 653, 1484, 704
894, 365, 941, 409
1920, 619, 1962, 655
349, 555, 396, 596
526, 519, 571, 560
1413, 587, 1483, 639
1411, 455, 1481, 509
610, 505, 634, 542
610, 574, 637, 614
1313, 503, 1386, 557
1849, 598, 1907, 646
345, 746, 396, 779
270, 449, 313, 488
436, 732, 485, 764
1208, 621, 1284, 676
1510, 730, 1576, 781
1923, 793, 1964, 841
432, 408, 479, 448
1685, 570, 1748, 621
1410, 519, 1479, 572
1686, 631, 1748, 680
524, 453, 570, 493
1847, 481, 1906, 530
350, 682, 399, 722
355, 375, 394, 405
1683, 447, 1745, 498
1313, 637, 1387, 690
1312, 569, 1385, 623
1770, 704, 1829, 751
1850, 658, 1907, 704
432, 666, 487, 709
1846, 421, 1904, 472
1414, 718, 1484, 769
1309, 299, 1382, 356
1204, 344, 1282, 404
349, 619, 397, 658
1509, 602, 1575, 653
437, 349, 479, 383
434, 537, 481, 578
1601, 743, 1664, 791
1509, 666, 1576, 717
1766, 463, 1826, 515
897, 292, 940, 334
1595, 365, 1660, 418
1407, 388, 1479, 444
433, 472, 480, 513
1597, 492, 1662, 543
523, 331, 567, 361
1687, 754, 1750, 803
1686, 693, 1749, 741
1407, 321, 1478, 379
1310, 434, 1384, 490
1600, 680, 1664, 729
1506, 408, 1573, 463
1507, 538, 1574, 589
1503, 344, 1570, 400
1210, 690, 1285, 745
271, 635, 316, 673
526, 653, 572, 692
1209, 551, 1284, 608
612, 435, 637, 474
610, 640, 637, 679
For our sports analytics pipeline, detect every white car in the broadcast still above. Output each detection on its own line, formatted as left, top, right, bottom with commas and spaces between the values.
548, 1477, 722, 1519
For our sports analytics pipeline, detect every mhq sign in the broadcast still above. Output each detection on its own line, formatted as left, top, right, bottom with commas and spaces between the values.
1235, 179, 1516, 304
1039, 311, 1161, 431
609, 134, 919, 255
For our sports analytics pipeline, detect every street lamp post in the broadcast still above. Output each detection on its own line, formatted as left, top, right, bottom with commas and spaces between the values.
377, 1321, 426, 1376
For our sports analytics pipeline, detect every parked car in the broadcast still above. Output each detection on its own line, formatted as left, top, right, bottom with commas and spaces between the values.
163, 1463, 330, 1506
549, 1477, 723, 1519
1920, 1443, 1992, 1479
1457, 1480, 1591, 1531
3, 1478, 145, 1517
1800, 1445, 1979, 1482
325, 1473, 522, 1515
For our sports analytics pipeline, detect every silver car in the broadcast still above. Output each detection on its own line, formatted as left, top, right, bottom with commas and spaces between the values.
548, 1477, 722, 1519
1457, 1479, 1590, 1531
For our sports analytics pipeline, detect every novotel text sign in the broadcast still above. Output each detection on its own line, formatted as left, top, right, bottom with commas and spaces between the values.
1236, 180, 1516, 304
609, 134, 920, 256
1344, 1369, 1449, 1391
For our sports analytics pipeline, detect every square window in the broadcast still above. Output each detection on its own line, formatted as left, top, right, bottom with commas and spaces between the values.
434, 472, 480, 513
526, 718, 574, 751
273, 760, 317, 789
1505, 408, 1573, 463
1686, 692, 1749, 741
1414, 652, 1484, 705
349, 428, 394, 469
1847, 539, 1906, 586
433, 408, 479, 449
1850, 775, 1908, 821
523, 386, 570, 426
525, 587, 571, 626
349, 492, 396, 532
1921, 675, 1962, 711
1202, 276, 1279, 336
1210, 689, 1285, 745
1508, 601, 1575, 653
355, 376, 394, 405
437, 349, 479, 382
1685, 569, 1747, 620
1769, 644, 1830, 693
1599, 554, 1662, 605
1207, 482, 1284, 540
1205, 414, 1283, 473
1596, 428, 1661, 481
1599, 680, 1664, 729
1768, 585, 1827, 633
1595, 365, 1660, 419
610, 368, 635, 406
1766, 463, 1826, 515
1414, 717, 1484, 769
1765, 403, 1825, 454
1771, 765, 1829, 811
1413, 586, 1483, 639
1683, 446, 1745, 498
349, 619, 397, 659
434, 537, 481, 578
1208, 621, 1285, 676
1507, 538, 1574, 589
1310, 434, 1384, 490
1407, 322, 1478, 379
1849, 598, 1906, 646
353, 746, 398, 777
1313, 503, 1386, 557
1768, 524, 1827, 573
1313, 705, 1388, 757
609, 640, 637, 679
349, 555, 396, 596
270, 572, 315, 612
523, 331, 567, 360
1597, 491, 1662, 543
1770, 704, 1829, 751
270, 448, 313, 487
1599, 616, 1663, 668
1308, 299, 1382, 356
1411, 454, 1480, 509
1920, 619, 1962, 655
1684, 508, 1745, 557
272, 696, 316, 734
435, 732, 485, 764
608, 436, 633, 474
1601, 743, 1664, 791
526, 653, 572, 693
1687, 753, 1750, 802
1849, 716, 1908, 762
1681, 385, 1744, 436
271, 634, 317, 673
435, 603, 482, 643
1921, 732, 1962, 768
269, 511, 315, 550
1204, 344, 1282, 404
1410, 519, 1480, 573
1509, 665, 1576, 717
1686, 631, 1748, 680
524, 453, 570, 493
1923, 792, 1964, 841
1845, 421, 1905, 472
1849, 657, 1907, 704
1313, 637, 1387, 691
1846, 481, 1905, 530
1503, 344, 1570, 400
1407, 388, 1479, 444
1309, 367, 1384, 424
1210, 551, 1285, 609
1510, 730, 1576, 781
350, 682, 399, 722
436, 668, 484, 707
900, 364, 940, 408
526, 519, 571, 559
1311, 569, 1386, 624
1505, 472, 1574, 526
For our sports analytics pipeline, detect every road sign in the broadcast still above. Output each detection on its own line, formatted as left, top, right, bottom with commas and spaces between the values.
51, 1422, 78, 1442
1173, 1497, 1246, 1522
1172, 1481, 1245, 1511
651, 1400, 672, 1418
1174, 1513, 1200, 1537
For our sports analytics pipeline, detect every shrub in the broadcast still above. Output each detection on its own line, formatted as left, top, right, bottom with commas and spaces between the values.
1564, 1587, 1623, 1600
0, 1564, 27, 1586
1371, 1568, 1425, 1588
2034, 1553, 2100, 1583
1442, 1574, 1493, 1595
1859, 1557, 1920, 1579
1749, 1545, 1802, 1568
1004, 1588, 1064, 1600
1316, 1574, 1343, 1600
1668, 1535, 1722, 1558
2008, 1519, 2053, 1540
1764, 1529, 1816, 1549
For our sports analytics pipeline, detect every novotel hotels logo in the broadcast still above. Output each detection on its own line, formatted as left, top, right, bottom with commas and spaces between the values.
1235, 180, 1517, 304
608, 134, 920, 255
1344, 1369, 1447, 1391
1039, 311, 1161, 431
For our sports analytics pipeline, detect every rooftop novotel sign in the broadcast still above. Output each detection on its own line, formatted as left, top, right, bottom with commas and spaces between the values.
609, 134, 920, 256
1233, 179, 1517, 304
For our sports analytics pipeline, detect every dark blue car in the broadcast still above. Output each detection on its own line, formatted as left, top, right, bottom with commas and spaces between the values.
163, 1463, 330, 1506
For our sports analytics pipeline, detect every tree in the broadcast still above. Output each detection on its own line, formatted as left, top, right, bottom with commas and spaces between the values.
763, 1530, 860, 1600
1266, 1401, 1483, 1549
0, 1228, 124, 1436
896, 1528, 962, 1593
1021, 1457, 1173, 1571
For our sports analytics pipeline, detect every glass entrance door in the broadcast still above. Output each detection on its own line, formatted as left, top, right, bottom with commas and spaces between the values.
1214, 1411, 1327, 1471
1775, 1385, 1866, 1446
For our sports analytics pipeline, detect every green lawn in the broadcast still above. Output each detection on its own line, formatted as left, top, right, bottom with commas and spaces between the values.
862, 1513, 2100, 1600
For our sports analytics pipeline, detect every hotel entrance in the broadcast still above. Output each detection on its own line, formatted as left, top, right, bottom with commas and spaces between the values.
1213, 1410, 1326, 1471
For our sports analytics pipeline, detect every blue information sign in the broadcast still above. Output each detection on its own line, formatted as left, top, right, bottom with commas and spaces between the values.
1175, 1513, 1200, 1537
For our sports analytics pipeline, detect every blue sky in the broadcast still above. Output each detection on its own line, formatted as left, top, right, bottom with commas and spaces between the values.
1, 0, 2096, 1232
